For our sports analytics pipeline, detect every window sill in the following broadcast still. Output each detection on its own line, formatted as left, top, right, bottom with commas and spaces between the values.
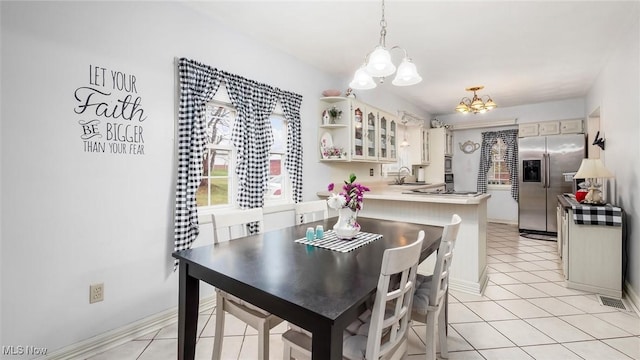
487, 184, 511, 191
197, 202, 296, 222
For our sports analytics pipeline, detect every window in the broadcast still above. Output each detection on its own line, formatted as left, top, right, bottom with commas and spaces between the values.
197, 103, 235, 207
197, 100, 290, 208
265, 115, 288, 202
487, 138, 511, 186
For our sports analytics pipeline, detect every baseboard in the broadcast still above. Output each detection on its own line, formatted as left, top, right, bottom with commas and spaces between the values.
624, 280, 640, 316
40, 296, 215, 360
449, 266, 489, 296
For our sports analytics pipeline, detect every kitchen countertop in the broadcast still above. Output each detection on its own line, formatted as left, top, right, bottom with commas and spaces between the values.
318, 182, 490, 205
557, 193, 575, 209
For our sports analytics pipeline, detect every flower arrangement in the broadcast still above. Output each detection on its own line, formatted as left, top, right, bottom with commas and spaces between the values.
322, 146, 344, 158
328, 106, 342, 119
327, 173, 370, 211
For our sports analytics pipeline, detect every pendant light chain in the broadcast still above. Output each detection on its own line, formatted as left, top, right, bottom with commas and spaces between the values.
379, 0, 387, 47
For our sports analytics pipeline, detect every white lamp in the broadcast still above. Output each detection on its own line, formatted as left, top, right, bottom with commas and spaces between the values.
573, 159, 614, 204
349, 0, 422, 90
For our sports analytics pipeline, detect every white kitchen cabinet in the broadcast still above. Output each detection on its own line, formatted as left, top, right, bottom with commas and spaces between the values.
538, 121, 560, 135
558, 195, 622, 298
318, 97, 397, 163
350, 101, 379, 161
378, 110, 397, 162
519, 123, 538, 137
423, 128, 452, 183
406, 126, 429, 166
560, 119, 583, 134
421, 128, 430, 164
520, 119, 584, 138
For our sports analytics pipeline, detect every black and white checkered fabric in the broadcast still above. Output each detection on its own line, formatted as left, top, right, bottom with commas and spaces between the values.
572, 203, 623, 226
174, 58, 305, 262
224, 72, 278, 215
279, 91, 303, 203
477, 129, 519, 201
174, 58, 222, 263
294, 230, 383, 253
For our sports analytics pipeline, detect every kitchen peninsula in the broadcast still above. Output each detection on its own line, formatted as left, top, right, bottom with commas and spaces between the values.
320, 183, 490, 294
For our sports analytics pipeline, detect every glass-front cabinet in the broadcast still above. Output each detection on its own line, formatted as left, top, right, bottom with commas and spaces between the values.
365, 107, 378, 160
378, 111, 397, 162
318, 97, 398, 163
351, 101, 378, 161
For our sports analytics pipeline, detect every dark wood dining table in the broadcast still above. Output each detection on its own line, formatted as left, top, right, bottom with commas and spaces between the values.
172, 216, 443, 360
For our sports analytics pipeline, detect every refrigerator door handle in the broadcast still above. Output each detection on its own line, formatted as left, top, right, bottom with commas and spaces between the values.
542, 154, 549, 189
545, 153, 551, 189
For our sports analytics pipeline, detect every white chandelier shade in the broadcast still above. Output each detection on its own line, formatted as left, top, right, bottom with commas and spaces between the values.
392, 58, 422, 86
349, 0, 422, 90
365, 46, 396, 77
349, 64, 377, 90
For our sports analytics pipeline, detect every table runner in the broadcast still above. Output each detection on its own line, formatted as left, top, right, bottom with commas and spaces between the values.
294, 230, 383, 252
567, 196, 623, 226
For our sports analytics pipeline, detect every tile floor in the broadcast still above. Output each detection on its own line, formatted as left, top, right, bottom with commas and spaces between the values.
88, 223, 640, 360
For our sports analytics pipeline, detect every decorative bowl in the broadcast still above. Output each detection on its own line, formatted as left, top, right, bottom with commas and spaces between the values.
322, 89, 341, 97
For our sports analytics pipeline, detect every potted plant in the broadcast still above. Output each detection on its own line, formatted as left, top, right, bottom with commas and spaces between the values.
328, 106, 342, 124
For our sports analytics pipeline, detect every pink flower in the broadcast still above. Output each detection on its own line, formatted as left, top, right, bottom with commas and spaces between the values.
326, 173, 369, 211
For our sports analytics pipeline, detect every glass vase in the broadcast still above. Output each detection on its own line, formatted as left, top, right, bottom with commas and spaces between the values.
333, 207, 361, 239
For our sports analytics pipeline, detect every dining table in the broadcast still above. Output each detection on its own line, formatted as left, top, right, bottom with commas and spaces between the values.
172, 216, 443, 360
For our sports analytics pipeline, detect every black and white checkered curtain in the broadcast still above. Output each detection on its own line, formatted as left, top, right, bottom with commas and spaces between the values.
476, 129, 519, 201
278, 90, 303, 203
174, 58, 304, 256
225, 73, 278, 215
498, 129, 519, 201
174, 58, 222, 258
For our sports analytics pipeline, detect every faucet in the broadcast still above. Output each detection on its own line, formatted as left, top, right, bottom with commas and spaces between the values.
395, 166, 412, 184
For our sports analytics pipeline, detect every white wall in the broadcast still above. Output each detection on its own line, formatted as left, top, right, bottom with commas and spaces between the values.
0, 0, 3, 348
436, 99, 585, 223
585, 12, 640, 305
0, 1, 425, 355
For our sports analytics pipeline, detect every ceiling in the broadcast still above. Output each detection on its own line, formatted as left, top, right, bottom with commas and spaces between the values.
185, 1, 638, 116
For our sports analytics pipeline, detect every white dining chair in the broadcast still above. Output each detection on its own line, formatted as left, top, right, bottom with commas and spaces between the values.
281, 231, 424, 360
294, 200, 329, 224
411, 214, 462, 360
210, 208, 284, 360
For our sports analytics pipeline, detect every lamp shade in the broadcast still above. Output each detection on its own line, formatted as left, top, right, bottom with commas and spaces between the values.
349, 65, 377, 90
485, 98, 497, 110
574, 159, 614, 179
391, 58, 422, 86
365, 46, 396, 77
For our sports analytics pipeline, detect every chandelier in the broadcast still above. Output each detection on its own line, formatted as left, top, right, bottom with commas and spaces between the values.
349, 0, 422, 90
455, 86, 497, 114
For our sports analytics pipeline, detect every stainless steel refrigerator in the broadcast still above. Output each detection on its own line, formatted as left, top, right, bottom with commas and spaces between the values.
519, 134, 585, 234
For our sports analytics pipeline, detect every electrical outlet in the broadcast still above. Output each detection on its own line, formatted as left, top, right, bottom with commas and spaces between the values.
90, 283, 104, 304
369, 168, 374, 176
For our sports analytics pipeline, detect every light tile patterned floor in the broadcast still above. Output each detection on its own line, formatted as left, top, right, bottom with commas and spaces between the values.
87, 223, 640, 359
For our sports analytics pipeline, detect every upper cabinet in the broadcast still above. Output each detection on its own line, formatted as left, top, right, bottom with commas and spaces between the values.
319, 97, 397, 163
378, 110, 398, 162
407, 126, 429, 165
519, 119, 583, 137
429, 127, 453, 157
560, 119, 583, 134
539, 121, 560, 135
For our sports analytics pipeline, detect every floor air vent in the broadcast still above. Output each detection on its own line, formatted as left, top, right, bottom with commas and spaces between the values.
597, 295, 628, 311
